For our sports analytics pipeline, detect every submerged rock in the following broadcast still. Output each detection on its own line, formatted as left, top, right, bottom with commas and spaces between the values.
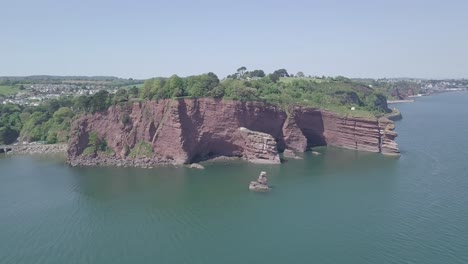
249, 181, 270, 192
283, 149, 303, 159
189, 163, 205, 169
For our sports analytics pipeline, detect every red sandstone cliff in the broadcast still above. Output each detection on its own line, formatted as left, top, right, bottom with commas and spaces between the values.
67, 99, 399, 166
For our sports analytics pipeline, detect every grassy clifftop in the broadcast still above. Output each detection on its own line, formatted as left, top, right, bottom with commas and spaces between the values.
0, 71, 395, 145
139, 74, 391, 118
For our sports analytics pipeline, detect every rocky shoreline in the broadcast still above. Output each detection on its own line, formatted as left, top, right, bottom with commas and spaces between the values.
68, 156, 172, 168
386, 108, 403, 121
67, 155, 240, 168
4, 144, 68, 155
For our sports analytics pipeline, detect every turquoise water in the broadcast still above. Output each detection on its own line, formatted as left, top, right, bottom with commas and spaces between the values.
1, 92, 468, 264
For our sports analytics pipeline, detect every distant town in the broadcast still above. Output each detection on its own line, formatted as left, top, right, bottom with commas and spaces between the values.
2, 84, 120, 106
381, 78, 468, 91
0, 76, 143, 106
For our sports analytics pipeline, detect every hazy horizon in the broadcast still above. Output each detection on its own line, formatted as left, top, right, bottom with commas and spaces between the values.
1, 0, 467, 79
0, 74, 466, 81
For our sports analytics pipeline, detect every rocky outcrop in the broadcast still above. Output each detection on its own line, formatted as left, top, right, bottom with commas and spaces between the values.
67, 98, 399, 167
321, 111, 381, 153
386, 108, 403, 121
249, 171, 270, 192
239, 127, 280, 164
378, 117, 400, 155
283, 149, 303, 159
189, 163, 205, 169
281, 114, 308, 152
283, 107, 397, 154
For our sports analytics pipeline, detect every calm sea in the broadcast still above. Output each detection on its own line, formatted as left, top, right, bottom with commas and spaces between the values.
1, 92, 468, 264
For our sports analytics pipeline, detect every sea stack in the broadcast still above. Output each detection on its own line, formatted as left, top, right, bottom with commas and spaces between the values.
249, 171, 270, 192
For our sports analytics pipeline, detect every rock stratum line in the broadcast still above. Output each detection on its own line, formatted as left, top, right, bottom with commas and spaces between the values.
67, 98, 399, 167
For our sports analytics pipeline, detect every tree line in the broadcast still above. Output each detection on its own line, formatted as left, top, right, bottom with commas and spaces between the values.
0, 68, 391, 145
0, 91, 118, 145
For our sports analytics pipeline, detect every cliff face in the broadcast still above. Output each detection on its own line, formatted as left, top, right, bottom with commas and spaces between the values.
378, 117, 400, 155
68, 99, 399, 166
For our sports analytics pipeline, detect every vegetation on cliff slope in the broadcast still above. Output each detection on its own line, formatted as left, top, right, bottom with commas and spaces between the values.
128, 141, 154, 158
82, 132, 113, 156
138, 68, 390, 116
0, 90, 117, 144
354, 78, 423, 100
0, 68, 394, 145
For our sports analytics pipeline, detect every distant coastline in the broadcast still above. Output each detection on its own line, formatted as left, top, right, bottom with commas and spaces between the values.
387, 99, 415, 104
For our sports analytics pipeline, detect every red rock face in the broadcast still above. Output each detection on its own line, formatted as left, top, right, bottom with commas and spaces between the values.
238, 127, 280, 164
378, 117, 400, 155
281, 113, 308, 152
284, 107, 327, 151
321, 111, 381, 153
67, 98, 399, 166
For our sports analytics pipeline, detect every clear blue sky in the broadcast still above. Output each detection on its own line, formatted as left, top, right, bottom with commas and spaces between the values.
1, 0, 467, 79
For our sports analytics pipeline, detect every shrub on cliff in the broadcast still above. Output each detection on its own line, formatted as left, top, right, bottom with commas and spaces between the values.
113, 89, 129, 104
89, 90, 112, 113
363, 93, 390, 113
121, 112, 130, 125
83, 132, 113, 156
89, 132, 107, 151
128, 141, 154, 158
